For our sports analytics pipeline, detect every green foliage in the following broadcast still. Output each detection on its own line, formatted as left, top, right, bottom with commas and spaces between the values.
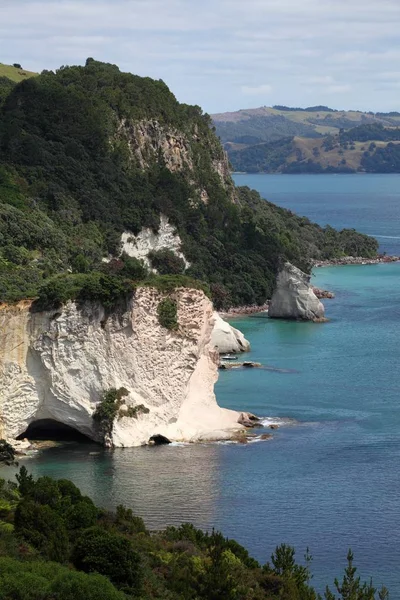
361, 142, 400, 173
324, 550, 389, 600
0, 557, 126, 600
16, 466, 35, 496
157, 298, 178, 330
92, 387, 129, 440
71, 526, 142, 592
228, 138, 294, 173
115, 505, 148, 535
34, 272, 133, 310
215, 114, 319, 145
64, 500, 99, 531
340, 123, 400, 143
265, 544, 316, 599
0, 470, 390, 600
0, 59, 379, 309
0, 440, 15, 464
118, 404, 150, 420
149, 248, 185, 275
14, 499, 69, 562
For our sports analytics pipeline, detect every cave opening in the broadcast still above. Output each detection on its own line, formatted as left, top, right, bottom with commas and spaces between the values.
17, 419, 94, 443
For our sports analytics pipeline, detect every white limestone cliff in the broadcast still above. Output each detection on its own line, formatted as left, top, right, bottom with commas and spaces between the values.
0, 289, 243, 447
268, 262, 325, 321
120, 214, 190, 269
210, 313, 250, 354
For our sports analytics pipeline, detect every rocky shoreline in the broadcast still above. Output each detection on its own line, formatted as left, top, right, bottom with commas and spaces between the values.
219, 303, 269, 318
313, 255, 399, 268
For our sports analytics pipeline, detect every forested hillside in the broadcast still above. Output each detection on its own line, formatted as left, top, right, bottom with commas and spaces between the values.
214, 105, 400, 173
0, 466, 389, 600
0, 60, 377, 308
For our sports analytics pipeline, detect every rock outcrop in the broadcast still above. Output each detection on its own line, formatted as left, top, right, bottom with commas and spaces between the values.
120, 214, 190, 269
0, 289, 243, 447
268, 262, 325, 321
116, 118, 236, 202
210, 313, 250, 354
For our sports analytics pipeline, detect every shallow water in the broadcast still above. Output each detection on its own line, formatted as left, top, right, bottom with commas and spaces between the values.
2, 175, 400, 594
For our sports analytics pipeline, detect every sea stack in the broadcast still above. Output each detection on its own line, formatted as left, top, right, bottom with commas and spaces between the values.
211, 312, 251, 354
268, 262, 325, 321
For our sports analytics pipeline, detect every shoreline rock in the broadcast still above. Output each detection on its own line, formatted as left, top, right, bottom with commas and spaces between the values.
268, 262, 325, 322
313, 255, 399, 268
211, 312, 251, 354
219, 303, 269, 318
312, 287, 335, 299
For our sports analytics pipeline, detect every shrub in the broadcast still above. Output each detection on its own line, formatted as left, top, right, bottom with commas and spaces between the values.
118, 404, 150, 420
50, 570, 127, 600
72, 526, 142, 592
92, 388, 129, 441
64, 500, 99, 531
14, 500, 69, 562
148, 249, 185, 275
0, 440, 15, 464
157, 298, 178, 330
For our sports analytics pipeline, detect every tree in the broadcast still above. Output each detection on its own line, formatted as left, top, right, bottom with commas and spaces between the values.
324, 550, 389, 600
0, 440, 15, 464
14, 499, 69, 562
264, 544, 317, 600
15, 466, 34, 496
72, 526, 142, 592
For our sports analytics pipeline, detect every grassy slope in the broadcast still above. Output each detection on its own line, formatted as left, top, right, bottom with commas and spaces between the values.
289, 137, 400, 170
0, 63, 37, 82
217, 105, 400, 172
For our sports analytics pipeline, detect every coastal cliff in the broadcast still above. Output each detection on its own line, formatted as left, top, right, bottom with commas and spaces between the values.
0, 288, 242, 447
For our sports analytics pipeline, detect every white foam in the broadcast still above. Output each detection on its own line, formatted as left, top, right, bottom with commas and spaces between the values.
168, 442, 189, 447
260, 416, 297, 427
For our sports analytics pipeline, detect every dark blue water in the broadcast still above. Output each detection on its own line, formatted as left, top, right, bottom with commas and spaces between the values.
2, 175, 400, 595
233, 173, 400, 256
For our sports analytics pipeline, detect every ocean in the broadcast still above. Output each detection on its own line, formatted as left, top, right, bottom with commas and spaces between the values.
2, 174, 400, 595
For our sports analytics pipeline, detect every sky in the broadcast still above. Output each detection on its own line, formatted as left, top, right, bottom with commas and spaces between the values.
1, 0, 400, 114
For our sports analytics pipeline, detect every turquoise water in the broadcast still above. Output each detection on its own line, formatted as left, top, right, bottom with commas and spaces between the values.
2, 175, 400, 594
233, 173, 400, 256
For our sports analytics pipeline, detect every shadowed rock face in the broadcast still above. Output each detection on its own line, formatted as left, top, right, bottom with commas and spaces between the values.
268, 262, 325, 321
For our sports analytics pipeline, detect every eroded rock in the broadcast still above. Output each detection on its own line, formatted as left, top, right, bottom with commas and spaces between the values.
0, 289, 243, 448
268, 262, 325, 321
211, 313, 250, 354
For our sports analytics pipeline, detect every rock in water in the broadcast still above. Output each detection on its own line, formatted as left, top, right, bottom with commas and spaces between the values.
268, 262, 325, 321
210, 312, 250, 353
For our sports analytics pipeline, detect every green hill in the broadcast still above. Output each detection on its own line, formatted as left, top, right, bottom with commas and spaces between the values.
0, 60, 377, 308
0, 62, 37, 82
213, 106, 400, 173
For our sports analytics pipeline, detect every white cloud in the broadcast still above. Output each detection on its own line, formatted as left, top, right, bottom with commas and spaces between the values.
0, 0, 399, 112
326, 84, 352, 94
241, 84, 273, 95
308, 76, 335, 84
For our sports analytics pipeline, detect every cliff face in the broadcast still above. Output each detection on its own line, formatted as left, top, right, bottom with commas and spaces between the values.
120, 214, 190, 269
116, 118, 236, 202
0, 288, 241, 447
268, 262, 325, 321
